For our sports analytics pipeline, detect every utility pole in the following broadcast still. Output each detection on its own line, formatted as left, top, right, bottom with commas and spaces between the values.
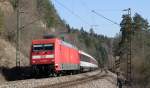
123, 8, 132, 88
16, 0, 20, 67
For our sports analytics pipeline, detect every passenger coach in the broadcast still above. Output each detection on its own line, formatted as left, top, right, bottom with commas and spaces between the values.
79, 50, 98, 71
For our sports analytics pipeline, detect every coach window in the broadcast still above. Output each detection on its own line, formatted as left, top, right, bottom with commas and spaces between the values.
90, 59, 96, 64
81, 55, 89, 62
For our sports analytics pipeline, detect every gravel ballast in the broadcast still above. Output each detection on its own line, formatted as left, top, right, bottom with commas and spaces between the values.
0, 70, 118, 88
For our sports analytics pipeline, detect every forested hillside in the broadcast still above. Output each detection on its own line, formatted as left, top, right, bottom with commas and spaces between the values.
113, 13, 150, 88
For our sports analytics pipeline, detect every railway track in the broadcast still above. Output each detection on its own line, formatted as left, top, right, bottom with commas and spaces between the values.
35, 71, 113, 88
0, 70, 117, 88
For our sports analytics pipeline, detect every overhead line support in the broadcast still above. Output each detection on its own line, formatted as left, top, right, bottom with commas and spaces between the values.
123, 8, 132, 88
16, 0, 20, 67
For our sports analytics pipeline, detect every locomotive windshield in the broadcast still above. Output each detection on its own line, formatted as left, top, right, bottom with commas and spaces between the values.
32, 44, 54, 51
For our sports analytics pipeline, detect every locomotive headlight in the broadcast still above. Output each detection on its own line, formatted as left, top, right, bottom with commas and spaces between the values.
51, 59, 55, 62
55, 64, 58, 68
32, 61, 36, 63
32, 55, 41, 59
46, 54, 54, 58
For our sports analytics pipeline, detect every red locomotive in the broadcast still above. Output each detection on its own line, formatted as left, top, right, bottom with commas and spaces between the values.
30, 38, 98, 76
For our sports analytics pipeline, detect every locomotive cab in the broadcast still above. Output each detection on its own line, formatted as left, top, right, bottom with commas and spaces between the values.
31, 44, 55, 65
30, 38, 80, 76
31, 39, 57, 76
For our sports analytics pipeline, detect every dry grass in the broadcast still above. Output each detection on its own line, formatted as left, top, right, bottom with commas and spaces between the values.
0, 38, 28, 68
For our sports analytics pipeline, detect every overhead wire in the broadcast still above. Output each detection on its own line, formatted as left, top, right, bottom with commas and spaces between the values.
54, 0, 120, 30
92, 10, 120, 26
80, 0, 100, 29
93, 9, 123, 12
54, 0, 91, 27
80, 0, 120, 26
80, 0, 91, 11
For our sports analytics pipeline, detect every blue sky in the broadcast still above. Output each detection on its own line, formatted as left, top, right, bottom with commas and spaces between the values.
51, 0, 150, 37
